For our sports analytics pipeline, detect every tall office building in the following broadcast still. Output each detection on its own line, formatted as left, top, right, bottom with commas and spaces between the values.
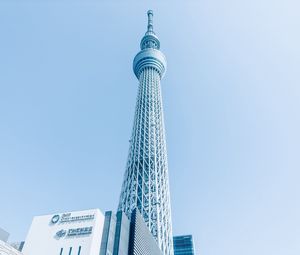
118, 10, 173, 255
173, 235, 195, 255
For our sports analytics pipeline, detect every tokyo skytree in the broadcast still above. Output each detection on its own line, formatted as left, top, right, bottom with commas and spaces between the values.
118, 10, 174, 255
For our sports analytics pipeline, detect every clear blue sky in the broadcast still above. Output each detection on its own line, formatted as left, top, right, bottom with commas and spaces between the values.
0, 1, 299, 255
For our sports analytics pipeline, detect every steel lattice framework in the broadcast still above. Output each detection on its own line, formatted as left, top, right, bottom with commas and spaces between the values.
118, 10, 174, 255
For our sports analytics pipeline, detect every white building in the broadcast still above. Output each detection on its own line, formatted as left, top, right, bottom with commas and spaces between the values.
0, 240, 23, 255
22, 209, 104, 255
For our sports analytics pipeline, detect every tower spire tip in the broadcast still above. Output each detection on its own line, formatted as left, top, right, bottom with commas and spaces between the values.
147, 10, 154, 32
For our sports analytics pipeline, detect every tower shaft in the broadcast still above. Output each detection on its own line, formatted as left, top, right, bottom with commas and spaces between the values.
118, 11, 173, 255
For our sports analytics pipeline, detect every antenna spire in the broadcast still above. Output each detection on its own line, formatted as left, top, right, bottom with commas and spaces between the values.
147, 10, 154, 32
140, 10, 160, 50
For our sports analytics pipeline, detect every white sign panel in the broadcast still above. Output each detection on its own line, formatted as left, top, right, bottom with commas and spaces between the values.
22, 209, 104, 255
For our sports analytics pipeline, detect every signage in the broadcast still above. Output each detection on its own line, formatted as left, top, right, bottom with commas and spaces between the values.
67, 226, 93, 237
51, 215, 60, 224
50, 213, 94, 225
55, 229, 66, 238
55, 227, 93, 239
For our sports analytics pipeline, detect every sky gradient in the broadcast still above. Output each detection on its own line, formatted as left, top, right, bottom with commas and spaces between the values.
0, 1, 299, 255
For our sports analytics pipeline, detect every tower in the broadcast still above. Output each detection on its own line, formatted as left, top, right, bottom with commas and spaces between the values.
118, 10, 173, 255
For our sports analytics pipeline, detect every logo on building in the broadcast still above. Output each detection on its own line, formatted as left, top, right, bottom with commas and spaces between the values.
50, 213, 95, 225
55, 229, 66, 239
67, 227, 93, 237
51, 215, 60, 224
54, 227, 93, 240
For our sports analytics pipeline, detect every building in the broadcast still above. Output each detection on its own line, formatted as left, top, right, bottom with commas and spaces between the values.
100, 211, 130, 255
0, 240, 23, 255
0, 228, 9, 242
10, 242, 25, 252
173, 235, 195, 255
118, 10, 174, 255
100, 209, 161, 255
129, 209, 162, 255
0, 228, 23, 255
22, 209, 104, 255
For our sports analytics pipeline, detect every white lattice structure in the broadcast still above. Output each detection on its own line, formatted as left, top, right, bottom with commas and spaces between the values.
118, 10, 174, 255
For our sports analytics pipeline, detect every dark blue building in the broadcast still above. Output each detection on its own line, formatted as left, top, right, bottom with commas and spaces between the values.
173, 235, 195, 255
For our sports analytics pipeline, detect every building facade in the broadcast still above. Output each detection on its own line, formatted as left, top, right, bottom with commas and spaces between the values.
0, 229, 23, 255
129, 209, 162, 255
0, 240, 23, 255
100, 209, 161, 255
9, 242, 24, 252
173, 235, 195, 255
0, 228, 9, 243
100, 211, 130, 255
22, 209, 104, 255
118, 10, 174, 255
